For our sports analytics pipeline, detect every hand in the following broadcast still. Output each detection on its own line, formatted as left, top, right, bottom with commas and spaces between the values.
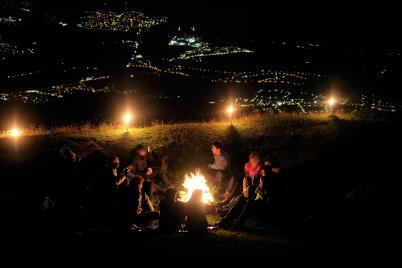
126, 164, 133, 172
146, 168, 153, 176
272, 167, 280, 174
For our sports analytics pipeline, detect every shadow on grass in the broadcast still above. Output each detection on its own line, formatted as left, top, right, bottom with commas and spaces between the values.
224, 125, 248, 175
225, 125, 242, 150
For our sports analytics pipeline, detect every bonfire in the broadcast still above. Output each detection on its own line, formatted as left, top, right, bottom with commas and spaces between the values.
178, 169, 214, 204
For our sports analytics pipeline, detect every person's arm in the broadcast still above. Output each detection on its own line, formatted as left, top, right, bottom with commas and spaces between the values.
143, 193, 155, 212
243, 177, 250, 198
116, 174, 127, 186
259, 176, 265, 189
116, 165, 134, 186
272, 167, 280, 174
136, 194, 142, 215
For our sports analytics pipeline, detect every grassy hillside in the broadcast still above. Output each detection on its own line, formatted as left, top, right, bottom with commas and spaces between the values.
1, 112, 356, 180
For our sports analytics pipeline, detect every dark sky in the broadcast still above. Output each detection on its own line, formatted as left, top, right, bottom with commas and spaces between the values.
153, 1, 402, 49
34, 0, 402, 49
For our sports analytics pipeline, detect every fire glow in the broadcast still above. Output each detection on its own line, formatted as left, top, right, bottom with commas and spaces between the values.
8, 128, 21, 137
178, 170, 214, 204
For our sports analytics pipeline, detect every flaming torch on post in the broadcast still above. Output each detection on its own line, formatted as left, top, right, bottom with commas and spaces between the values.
9, 128, 22, 138
123, 112, 133, 133
327, 97, 337, 114
227, 105, 235, 125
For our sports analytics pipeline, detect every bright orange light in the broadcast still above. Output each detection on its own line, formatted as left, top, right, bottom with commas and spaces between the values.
178, 170, 214, 204
227, 106, 234, 115
327, 97, 336, 106
123, 112, 133, 124
9, 128, 21, 137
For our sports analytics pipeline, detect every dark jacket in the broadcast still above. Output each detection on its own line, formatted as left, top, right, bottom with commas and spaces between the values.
159, 200, 185, 233
131, 154, 153, 177
185, 202, 208, 233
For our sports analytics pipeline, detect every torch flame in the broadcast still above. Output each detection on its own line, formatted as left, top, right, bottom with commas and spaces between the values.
178, 170, 214, 204
123, 112, 133, 124
9, 128, 21, 137
327, 97, 336, 106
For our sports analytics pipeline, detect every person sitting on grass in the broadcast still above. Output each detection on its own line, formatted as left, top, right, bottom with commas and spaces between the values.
159, 188, 185, 234
216, 152, 263, 229
130, 144, 170, 197
205, 142, 232, 190
60, 139, 104, 165
184, 189, 208, 234
236, 160, 281, 228
217, 155, 282, 230
128, 176, 159, 231
98, 156, 126, 210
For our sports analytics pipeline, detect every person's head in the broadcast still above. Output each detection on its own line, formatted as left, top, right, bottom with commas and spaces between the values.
249, 152, 262, 168
126, 164, 133, 172
132, 176, 144, 192
164, 188, 177, 202
211, 142, 223, 156
189, 189, 204, 204
111, 156, 120, 169
134, 144, 148, 157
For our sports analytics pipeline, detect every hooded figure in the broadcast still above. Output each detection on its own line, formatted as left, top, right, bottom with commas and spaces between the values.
185, 189, 208, 234
159, 189, 185, 233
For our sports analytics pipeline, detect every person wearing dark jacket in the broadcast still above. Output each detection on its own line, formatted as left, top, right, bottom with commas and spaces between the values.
184, 189, 208, 234
217, 153, 262, 229
205, 142, 232, 195
217, 156, 281, 230
131, 144, 170, 196
159, 189, 185, 233
128, 176, 159, 229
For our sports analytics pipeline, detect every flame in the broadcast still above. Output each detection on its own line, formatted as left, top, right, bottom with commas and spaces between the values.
9, 128, 21, 137
123, 112, 133, 124
178, 170, 214, 204
327, 97, 336, 106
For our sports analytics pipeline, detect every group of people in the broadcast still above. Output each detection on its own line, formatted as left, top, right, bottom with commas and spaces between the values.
60, 140, 280, 233
205, 142, 281, 230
